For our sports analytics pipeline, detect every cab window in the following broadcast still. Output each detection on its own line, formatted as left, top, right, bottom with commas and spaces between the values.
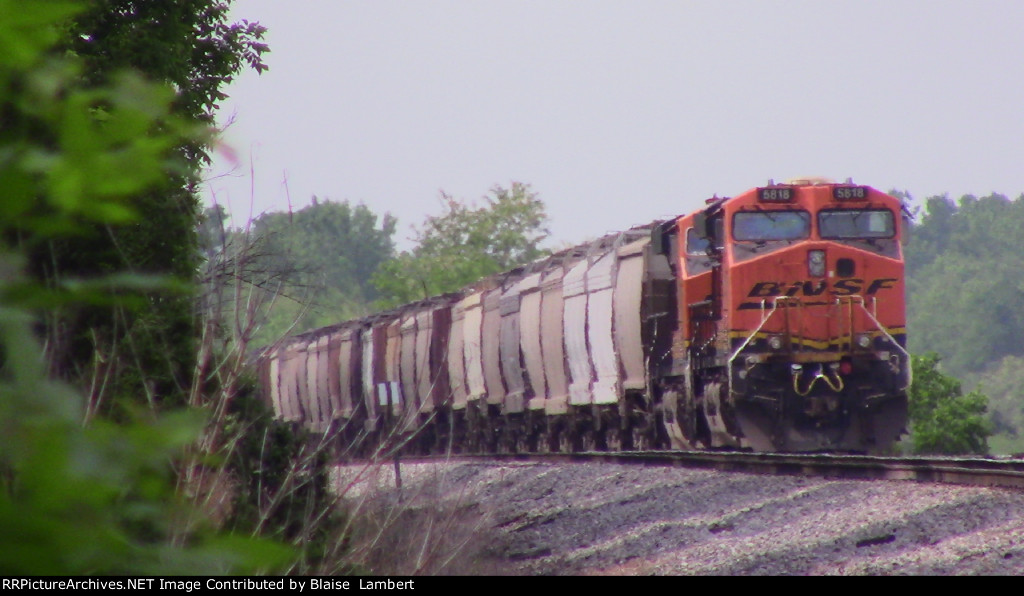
686, 227, 710, 255
684, 227, 713, 274
818, 209, 895, 239
732, 211, 810, 241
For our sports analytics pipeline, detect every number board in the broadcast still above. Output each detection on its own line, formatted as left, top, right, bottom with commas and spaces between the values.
833, 186, 869, 201
757, 187, 794, 202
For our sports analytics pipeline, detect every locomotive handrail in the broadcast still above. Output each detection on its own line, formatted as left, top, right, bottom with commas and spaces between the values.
843, 295, 912, 390
728, 295, 911, 392
726, 297, 782, 388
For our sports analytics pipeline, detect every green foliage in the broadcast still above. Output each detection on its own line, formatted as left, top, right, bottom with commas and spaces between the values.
23, 0, 269, 416
905, 193, 1024, 272
908, 353, 991, 455
0, 346, 288, 574
65, 0, 269, 149
905, 193, 1024, 377
372, 182, 550, 307
224, 381, 345, 573
903, 192, 1024, 450
907, 252, 1024, 376
0, 0, 289, 573
964, 355, 1024, 454
197, 200, 364, 572
207, 199, 397, 346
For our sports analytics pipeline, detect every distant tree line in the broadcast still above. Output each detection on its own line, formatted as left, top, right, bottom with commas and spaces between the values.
209, 182, 549, 348
903, 192, 1024, 454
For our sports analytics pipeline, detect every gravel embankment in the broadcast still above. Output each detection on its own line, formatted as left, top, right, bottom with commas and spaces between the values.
334, 461, 1024, 575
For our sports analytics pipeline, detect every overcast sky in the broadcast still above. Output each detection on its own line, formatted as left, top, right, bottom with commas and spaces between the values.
204, 0, 1024, 248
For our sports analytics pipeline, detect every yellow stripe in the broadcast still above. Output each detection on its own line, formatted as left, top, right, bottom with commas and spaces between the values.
727, 328, 906, 350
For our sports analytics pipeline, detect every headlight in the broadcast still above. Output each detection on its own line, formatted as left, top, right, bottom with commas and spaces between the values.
856, 333, 872, 349
808, 250, 826, 277
768, 335, 785, 350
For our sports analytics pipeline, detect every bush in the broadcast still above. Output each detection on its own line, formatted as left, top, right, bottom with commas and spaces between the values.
908, 353, 991, 455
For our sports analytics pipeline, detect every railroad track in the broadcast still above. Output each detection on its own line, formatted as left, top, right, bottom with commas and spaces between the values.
384, 450, 1024, 490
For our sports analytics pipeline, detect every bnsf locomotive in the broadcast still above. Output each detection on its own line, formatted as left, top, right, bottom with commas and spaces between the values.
256, 178, 910, 454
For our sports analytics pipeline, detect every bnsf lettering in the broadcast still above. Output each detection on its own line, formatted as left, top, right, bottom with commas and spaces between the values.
747, 281, 781, 297
865, 278, 897, 294
746, 278, 898, 298
832, 279, 860, 296
747, 281, 827, 297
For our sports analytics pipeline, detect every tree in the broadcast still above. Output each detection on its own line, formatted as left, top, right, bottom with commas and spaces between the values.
372, 182, 550, 307
904, 192, 1024, 378
0, 0, 287, 573
203, 199, 399, 346
908, 353, 991, 455
964, 355, 1024, 454
903, 194, 957, 273
24, 0, 268, 415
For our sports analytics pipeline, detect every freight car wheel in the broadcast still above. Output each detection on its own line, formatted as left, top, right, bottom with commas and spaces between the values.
450, 411, 466, 454
556, 422, 576, 453
484, 427, 499, 454
496, 419, 511, 454
538, 424, 553, 453
434, 414, 456, 455
512, 428, 527, 453
605, 424, 624, 452
624, 402, 655, 450
419, 419, 437, 455
484, 405, 501, 453
465, 405, 481, 454
503, 414, 524, 454
630, 419, 654, 451
524, 413, 541, 453
581, 429, 597, 452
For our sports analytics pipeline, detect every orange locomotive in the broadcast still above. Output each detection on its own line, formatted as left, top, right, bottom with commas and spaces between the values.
657, 177, 909, 451
256, 178, 910, 454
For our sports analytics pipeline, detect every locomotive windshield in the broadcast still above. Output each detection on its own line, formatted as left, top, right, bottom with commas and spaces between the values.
732, 210, 810, 241
818, 209, 895, 239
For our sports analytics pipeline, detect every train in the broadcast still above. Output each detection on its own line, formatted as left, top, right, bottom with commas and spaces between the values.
255, 178, 910, 455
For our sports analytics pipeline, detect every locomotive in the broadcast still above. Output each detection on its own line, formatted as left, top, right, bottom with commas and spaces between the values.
256, 178, 910, 454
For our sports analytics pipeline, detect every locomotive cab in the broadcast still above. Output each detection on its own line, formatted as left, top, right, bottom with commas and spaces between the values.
665, 179, 909, 452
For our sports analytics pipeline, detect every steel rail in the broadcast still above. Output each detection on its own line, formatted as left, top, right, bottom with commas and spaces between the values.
382, 451, 1024, 490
